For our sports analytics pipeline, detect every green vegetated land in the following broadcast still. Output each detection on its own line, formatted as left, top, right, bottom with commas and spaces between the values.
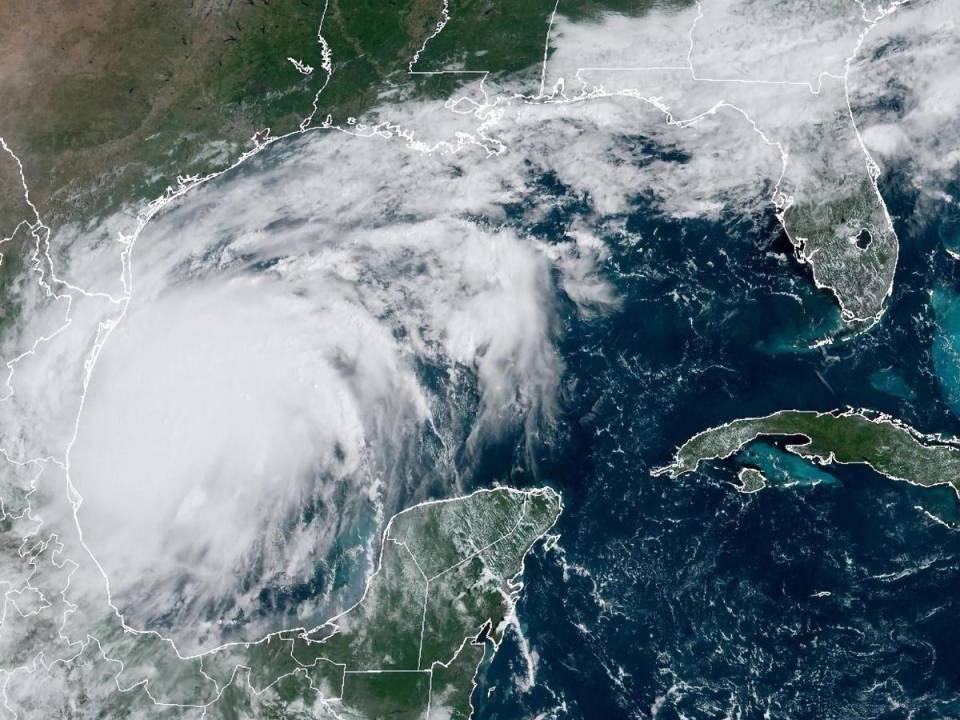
0, 0, 442, 235
0, 0, 437, 237
410, 0, 558, 78
783, 178, 897, 326
0, 0, 698, 333
410, 0, 697, 96
211, 486, 560, 719
0, 0, 699, 234
89, 487, 561, 719
653, 409, 960, 496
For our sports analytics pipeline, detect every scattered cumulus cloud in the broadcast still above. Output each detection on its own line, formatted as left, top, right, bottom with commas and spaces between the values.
1, 0, 955, 655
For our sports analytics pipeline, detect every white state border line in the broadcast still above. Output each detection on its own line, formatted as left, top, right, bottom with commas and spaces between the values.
0, 0, 910, 714
651, 407, 960, 501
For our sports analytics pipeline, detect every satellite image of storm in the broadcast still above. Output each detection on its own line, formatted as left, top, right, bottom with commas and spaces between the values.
0, 0, 958, 718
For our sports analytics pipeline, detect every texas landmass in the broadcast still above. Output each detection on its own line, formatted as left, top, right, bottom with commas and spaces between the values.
4, 487, 562, 719
0, 0, 659, 236
0, 0, 898, 338
653, 409, 960, 499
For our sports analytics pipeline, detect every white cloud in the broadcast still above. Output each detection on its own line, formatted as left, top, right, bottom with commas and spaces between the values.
851, 0, 960, 190
690, 0, 865, 86
2, 0, 956, 659
859, 122, 910, 158
64, 125, 576, 649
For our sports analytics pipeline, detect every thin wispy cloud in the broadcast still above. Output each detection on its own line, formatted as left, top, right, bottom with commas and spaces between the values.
1, 0, 954, 659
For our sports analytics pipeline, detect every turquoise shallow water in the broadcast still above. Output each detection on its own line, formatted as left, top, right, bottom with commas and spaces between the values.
932, 288, 960, 416
738, 441, 838, 488
870, 366, 915, 400
474, 171, 960, 719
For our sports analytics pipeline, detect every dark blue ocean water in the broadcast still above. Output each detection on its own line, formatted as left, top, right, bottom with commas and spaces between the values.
475, 169, 960, 719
